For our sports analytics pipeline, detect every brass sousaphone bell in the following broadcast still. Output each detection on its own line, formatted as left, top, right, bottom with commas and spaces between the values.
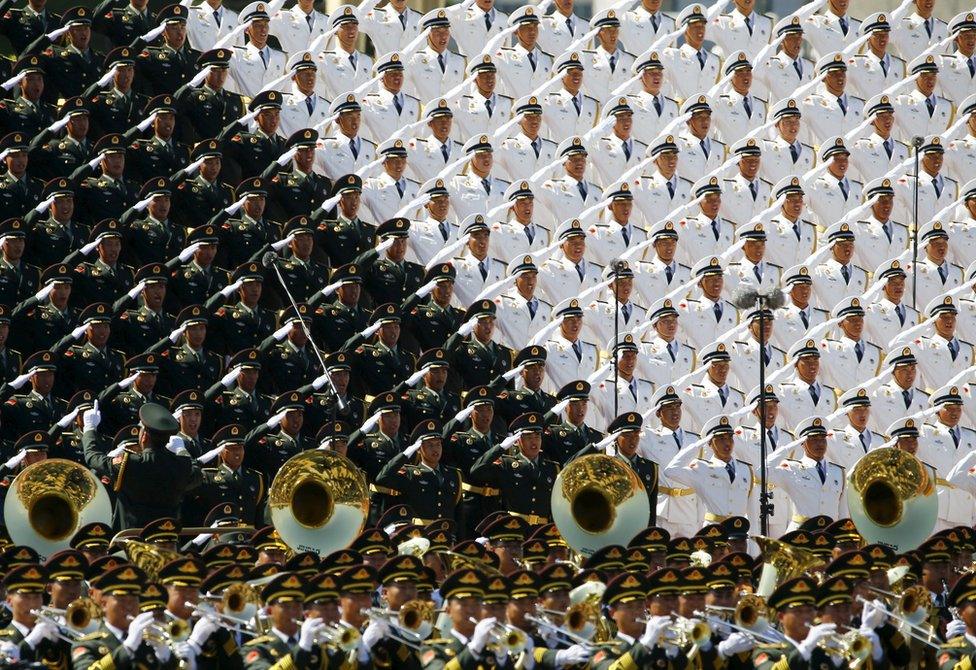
4, 459, 113, 560
551, 454, 650, 557
267, 450, 370, 555
846, 447, 938, 553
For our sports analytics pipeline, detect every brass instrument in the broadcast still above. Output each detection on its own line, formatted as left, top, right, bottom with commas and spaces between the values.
141, 618, 191, 644
118, 539, 182, 581
847, 447, 938, 552
753, 536, 823, 598
292, 619, 362, 651
267, 450, 370, 556
863, 584, 931, 625
364, 601, 437, 647
694, 610, 786, 646
65, 597, 102, 634
469, 618, 528, 655
222, 582, 261, 621
734, 594, 769, 629
817, 631, 872, 669
551, 454, 649, 557
636, 615, 711, 660
439, 551, 505, 577
4, 459, 112, 560
855, 596, 941, 649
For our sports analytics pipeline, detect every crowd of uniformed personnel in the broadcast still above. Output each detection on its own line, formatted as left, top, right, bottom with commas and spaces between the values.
0, 0, 976, 664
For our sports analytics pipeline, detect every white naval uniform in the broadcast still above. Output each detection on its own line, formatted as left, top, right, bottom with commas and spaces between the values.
850, 134, 909, 184
641, 426, 702, 537
536, 255, 603, 307
806, 175, 863, 229
890, 13, 948, 62
583, 47, 636, 103
868, 381, 929, 434
709, 11, 773, 60
585, 221, 648, 268
679, 378, 745, 429
764, 216, 817, 270
894, 172, 958, 228
591, 375, 655, 430
589, 135, 646, 188
447, 173, 508, 222
405, 46, 465, 106
673, 214, 734, 268
316, 47, 372, 100
733, 423, 795, 537
637, 336, 695, 388
227, 43, 287, 99
632, 258, 691, 307
675, 132, 725, 184
892, 90, 953, 145
721, 175, 771, 227
186, 3, 240, 52
916, 334, 975, 391
760, 138, 815, 185
493, 133, 556, 184
851, 215, 909, 273
487, 219, 550, 264
772, 303, 828, 350
960, 298, 976, 345
864, 298, 918, 350
711, 92, 766, 146
448, 4, 508, 58
493, 45, 553, 99
946, 214, 976, 267
269, 6, 330, 56
800, 87, 864, 147
540, 89, 599, 143
827, 424, 883, 470
903, 257, 963, 310
665, 447, 757, 527
314, 135, 376, 182
803, 11, 861, 60
726, 258, 781, 296
361, 173, 419, 226
493, 291, 552, 350
359, 6, 422, 58
939, 51, 976, 103
536, 12, 589, 60
811, 259, 868, 309
921, 420, 976, 529
360, 90, 421, 147
660, 43, 721, 102
406, 217, 458, 267
755, 52, 814, 105
820, 337, 882, 390
278, 88, 331, 139
766, 452, 845, 531
583, 300, 646, 349
541, 334, 599, 395
536, 177, 603, 231
631, 173, 691, 229
619, 8, 675, 53
451, 92, 513, 143
729, 339, 786, 391
405, 136, 461, 183
945, 136, 976, 186
626, 91, 680, 146
845, 52, 905, 101
677, 297, 738, 350
774, 378, 838, 431
451, 254, 506, 308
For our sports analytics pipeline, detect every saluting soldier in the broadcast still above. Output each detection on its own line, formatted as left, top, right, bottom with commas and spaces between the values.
262, 216, 329, 307
113, 264, 173, 356
134, 4, 199, 98
0, 0, 61, 56
100, 352, 169, 436
354, 217, 423, 309
93, 0, 154, 48
75, 134, 139, 228
0, 307, 23, 387
127, 95, 189, 184
32, 6, 102, 102
177, 49, 245, 144
311, 264, 368, 352
11, 264, 78, 356
302, 353, 365, 438
0, 219, 40, 310
446, 299, 514, 393
88, 48, 147, 140
0, 134, 43, 217
216, 178, 281, 275
0, 57, 55, 138
446, 386, 501, 531
1, 351, 64, 440
266, 130, 332, 224
259, 304, 321, 394
123, 178, 185, 267
209, 263, 275, 356
222, 91, 285, 187
29, 97, 91, 182
494, 346, 554, 428
348, 391, 402, 520
167, 225, 229, 310
58, 303, 126, 398
377, 419, 463, 523
246, 390, 312, 485
543, 380, 602, 465
209, 348, 272, 431
471, 412, 559, 525
312, 175, 375, 268
24, 178, 86, 270
169, 389, 209, 459
190, 425, 266, 526
401, 263, 462, 354
350, 304, 415, 397
171, 142, 234, 231
402, 348, 460, 428
361, 54, 420, 148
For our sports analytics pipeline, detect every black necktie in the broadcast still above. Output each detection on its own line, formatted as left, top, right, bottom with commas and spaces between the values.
839, 179, 849, 200
528, 50, 537, 71
841, 264, 851, 283
572, 340, 582, 362
854, 340, 863, 362
810, 384, 820, 405
399, 12, 406, 28
896, 303, 905, 325
794, 59, 802, 78
745, 14, 753, 35
393, 94, 403, 114
838, 96, 847, 115
790, 143, 799, 163
438, 53, 445, 73
484, 11, 492, 30
926, 97, 935, 117
665, 264, 673, 282
952, 427, 961, 448
902, 389, 911, 409
744, 96, 752, 118
726, 461, 735, 482
441, 144, 449, 162
528, 299, 537, 319
531, 137, 541, 158
817, 461, 826, 484
653, 96, 662, 115
883, 138, 893, 159
881, 57, 889, 77
839, 15, 849, 34
800, 309, 809, 329
949, 339, 959, 360
666, 180, 675, 199
622, 140, 631, 160
749, 181, 757, 201
651, 13, 659, 31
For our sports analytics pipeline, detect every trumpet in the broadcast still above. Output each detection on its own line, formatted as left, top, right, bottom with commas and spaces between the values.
862, 584, 931, 624
363, 601, 437, 648
816, 631, 872, 669
30, 609, 85, 644
33, 597, 102, 636
636, 615, 711, 660
468, 618, 528, 655
141, 617, 191, 645
292, 619, 362, 651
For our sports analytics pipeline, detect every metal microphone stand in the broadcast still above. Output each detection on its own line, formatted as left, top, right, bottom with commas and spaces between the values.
613, 260, 624, 419
912, 136, 923, 310
757, 294, 770, 537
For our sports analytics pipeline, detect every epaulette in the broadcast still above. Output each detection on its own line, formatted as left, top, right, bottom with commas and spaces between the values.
76, 630, 111, 642
244, 634, 275, 646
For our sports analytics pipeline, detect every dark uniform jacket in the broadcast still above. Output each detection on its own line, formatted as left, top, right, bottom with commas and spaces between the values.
403, 299, 462, 354
2, 390, 66, 441
70, 623, 179, 670
402, 385, 461, 430
0, 259, 39, 308
76, 174, 138, 227
266, 168, 332, 223
450, 339, 514, 392
211, 301, 275, 356
167, 261, 229, 311
470, 445, 559, 521
172, 176, 234, 230
312, 299, 368, 353
12, 302, 78, 355
128, 135, 190, 183
211, 386, 272, 431
135, 43, 200, 97
591, 634, 686, 670
0, 6, 61, 55
0, 96, 55, 138
114, 305, 174, 356
351, 342, 415, 396
123, 215, 186, 266
188, 462, 266, 527
376, 451, 462, 521
0, 621, 72, 669
0, 171, 44, 215
420, 633, 515, 670
177, 84, 245, 143
89, 89, 149, 139
72, 260, 135, 309
59, 341, 126, 397
26, 217, 88, 268
260, 341, 321, 395
159, 345, 223, 397
315, 215, 376, 268
40, 45, 104, 100
543, 421, 603, 465
240, 630, 327, 670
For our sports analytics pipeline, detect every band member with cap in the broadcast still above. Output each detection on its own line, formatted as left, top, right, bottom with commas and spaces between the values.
752, 576, 839, 669
0, 564, 71, 668
241, 572, 329, 670
592, 573, 676, 670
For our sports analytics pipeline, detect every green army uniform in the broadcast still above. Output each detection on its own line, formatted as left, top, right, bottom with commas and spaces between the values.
73, 259, 136, 309
173, 175, 236, 230
313, 298, 369, 352
448, 334, 514, 392
218, 213, 282, 270
301, 389, 365, 438
420, 632, 514, 670
0, 257, 40, 310
128, 134, 191, 184
0, 93, 56, 138
93, 2, 154, 51
403, 385, 461, 428
0, 564, 71, 670
135, 42, 200, 98
246, 420, 313, 485
115, 304, 175, 356
213, 386, 273, 431
25, 215, 88, 269
314, 214, 376, 268
261, 340, 321, 395
543, 420, 602, 465
2, 389, 67, 441
60, 339, 126, 397
32, 134, 91, 181
242, 572, 329, 670
11, 306, 76, 361
88, 87, 149, 138
266, 166, 333, 223
159, 343, 223, 397
123, 178, 187, 266
0, 345, 23, 387
40, 42, 103, 101
192, 461, 266, 527
352, 341, 416, 397
0, 7, 62, 56
178, 84, 245, 143
212, 301, 276, 356
938, 562, 976, 670
752, 575, 834, 670
403, 298, 463, 354
168, 259, 230, 308
263, 251, 330, 305
590, 635, 684, 670
0, 167, 44, 215
495, 387, 555, 428
223, 130, 285, 187
75, 171, 138, 227
938, 636, 976, 670
103, 388, 172, 437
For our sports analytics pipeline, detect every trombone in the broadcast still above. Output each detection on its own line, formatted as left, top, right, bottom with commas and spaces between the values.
693, 610, 788, 647
467, 618, 528, 656
854, 596, 941, 649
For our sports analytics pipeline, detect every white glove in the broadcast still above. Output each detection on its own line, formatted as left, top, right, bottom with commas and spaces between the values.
8, 372, 31, 389
83, 401, 101, 431
179, 242, 204, 262
376, 237, 396, 254
137, 111, 159, 132
169, 323, 188, 343
79, 239, 101, 256
796, 623, 836, 661
414, 279, 439, 298
273, 322, 293, 341
717, 632, 755, 658
457, 316, 478, 337
860, 599, 887, 630
56, 407, 81, 429
46, 25, 70, 40
468, 617, 496, 655
403, 439, 423, 457
361, 619, 389, 649
639, 615, 671, 648
140, 24, 166, 42
299, 617, 326, 652
188, 615, 219, 651
857, 627, 883, 662
502, 363, 527, 381
165, 435, 187, 455
359, 322, 382, 339
220, 278, 244, 297
70, 324, 88, 340
0, 640, 20, 661
149, 638, 171, 663
126, 280, 147, 300
266, 410, 288, 429
175, 641, 198, 669
554, 644, 591, 667
311, 373, 329, 391
946, 618, 967, 639
118, 372, 140, 389
24, 621, 59, 649
123, 611, 155, 653
276, 147, 299, 166
220, 365, 242, 388
34, 283, 55, 301
272, 234, 295, 251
